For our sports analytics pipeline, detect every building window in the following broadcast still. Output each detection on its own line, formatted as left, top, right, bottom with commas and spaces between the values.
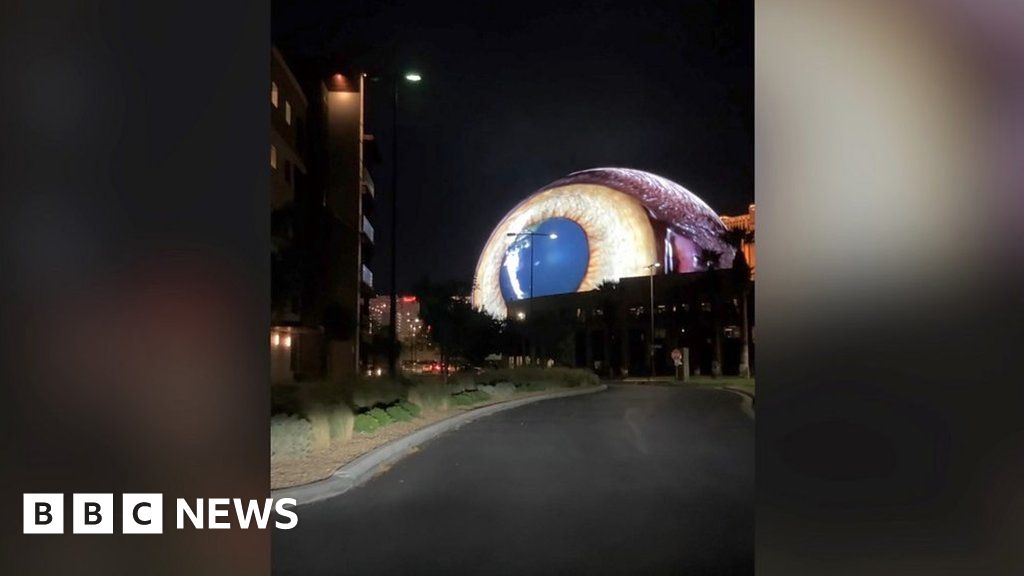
284, 160, 292, 183
285, 101, 292, 125
271, 81, 279, 107
270, 145, 277, 169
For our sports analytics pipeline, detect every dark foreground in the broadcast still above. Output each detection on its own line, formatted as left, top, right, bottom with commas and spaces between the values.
273, 384, 754, 575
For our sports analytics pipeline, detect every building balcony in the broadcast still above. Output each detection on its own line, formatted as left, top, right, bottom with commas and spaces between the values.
362, 264, 373, 289
362, 215, 374, 243
362, 166, 375, 198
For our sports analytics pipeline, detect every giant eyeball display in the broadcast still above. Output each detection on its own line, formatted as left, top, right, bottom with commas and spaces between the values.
472, 168, 734, 318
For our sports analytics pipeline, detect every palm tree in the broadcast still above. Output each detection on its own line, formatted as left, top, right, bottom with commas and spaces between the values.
697, 247, 724, 377
595, 280, 622, 377
722, 228, 754, 377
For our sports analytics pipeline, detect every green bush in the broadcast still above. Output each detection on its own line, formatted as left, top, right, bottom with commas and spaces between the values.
399, 400, 422, 417
469, 389, 492, 403
449, 389, 492, 407
517, 381, 549, 393
354, 413, 380, 434
476, 366, 598, 389
367, 407, 394, 426
449, 392, 474, 407
552, 367, 599, 387
271, 415, 313, 459
386, 405, 414, 422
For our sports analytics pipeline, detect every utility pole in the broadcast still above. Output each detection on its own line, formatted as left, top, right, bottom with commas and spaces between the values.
387, 76, 399, 377
646, 262, 661, 377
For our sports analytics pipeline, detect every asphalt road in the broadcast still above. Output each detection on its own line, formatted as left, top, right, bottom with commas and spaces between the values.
272, 384, 754, 575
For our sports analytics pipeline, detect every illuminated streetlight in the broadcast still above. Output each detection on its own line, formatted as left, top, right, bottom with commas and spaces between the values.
366, 69, 424, 376
505, 230, 559, 302
505, 229, 558, 364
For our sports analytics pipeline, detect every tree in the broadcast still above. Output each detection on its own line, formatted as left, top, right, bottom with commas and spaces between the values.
697, 247, 725, 377
531, 308, 576, 366
414, 276, 503, 379
723, 228, 754, 377
595, 280, 624, 377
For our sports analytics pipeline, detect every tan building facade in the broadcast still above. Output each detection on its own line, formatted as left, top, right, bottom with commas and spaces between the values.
720, 203, 756, 276
270, 49, 377, 384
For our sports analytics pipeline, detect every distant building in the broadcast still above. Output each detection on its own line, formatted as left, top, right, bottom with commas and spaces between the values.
369, 295, 423, 343
270, 47, 378, 384
505, 269, 754, 377
720, 203, 756, 276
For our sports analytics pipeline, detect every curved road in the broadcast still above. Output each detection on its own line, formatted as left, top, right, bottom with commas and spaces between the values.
273, 384, 753, 575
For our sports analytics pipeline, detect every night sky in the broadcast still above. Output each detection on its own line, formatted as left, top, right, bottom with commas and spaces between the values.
272, 0, 752, 292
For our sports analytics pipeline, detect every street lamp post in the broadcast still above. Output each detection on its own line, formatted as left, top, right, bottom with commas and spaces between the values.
506, 230, 558, 364
646, 262, 661, 377
372, 71, 421, 377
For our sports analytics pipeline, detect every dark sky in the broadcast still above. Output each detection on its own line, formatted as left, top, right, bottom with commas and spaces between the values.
272, 0, 752, 293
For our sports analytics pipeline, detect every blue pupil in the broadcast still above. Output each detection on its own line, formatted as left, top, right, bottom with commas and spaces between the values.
499, 218, 589, 303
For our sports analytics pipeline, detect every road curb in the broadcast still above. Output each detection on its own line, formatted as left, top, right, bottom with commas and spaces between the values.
722, 386, 754, 403
273, 384, 609, 506
721, 386, 755, 419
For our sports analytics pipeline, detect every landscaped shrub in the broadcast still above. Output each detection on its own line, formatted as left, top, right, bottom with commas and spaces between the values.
450, 374, 478, 393
468, 389, 492, 403
399, 400, 422, 417
386, 405, 413, 422
478, 382, 516, 400
516, 381, 549, 393
327, 404, 354, 443
550, 367, 599, 387
449, 392, 474, 407
271, 414, 313, 459
476, 366, 598, 389
350, 376, 409, 409
305, 405, 332, 451
450, 389, 492, 407
408, 381, 451, 411
475, 367, 543, 386
354, 413, 380, 434
367, 407, 394, 426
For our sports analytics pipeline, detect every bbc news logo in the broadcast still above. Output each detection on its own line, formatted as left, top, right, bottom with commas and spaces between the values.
23, 494, 298, 534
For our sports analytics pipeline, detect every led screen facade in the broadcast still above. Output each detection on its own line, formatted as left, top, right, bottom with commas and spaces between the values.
473, 168, 734, 318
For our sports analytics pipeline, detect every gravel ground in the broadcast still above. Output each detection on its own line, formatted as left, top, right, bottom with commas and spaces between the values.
270, 389, 564, 489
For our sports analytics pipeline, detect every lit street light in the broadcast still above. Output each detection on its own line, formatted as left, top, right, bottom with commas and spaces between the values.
368, 70, 423, 376
506, 229, 559, 363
